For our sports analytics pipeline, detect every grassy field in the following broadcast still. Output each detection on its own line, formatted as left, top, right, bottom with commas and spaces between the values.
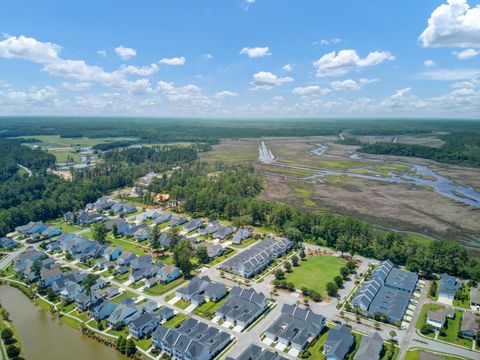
164, 313, 187, 328
174, 298, 191, 309
285, 256, 345, 296
112, 290, 137, 304
106, 236, 148, 257
143, 277, 186, 296
293, 186, 316, 207
438, 310, 473, 348
208, 248, 237, 266
193, 296, 229, 320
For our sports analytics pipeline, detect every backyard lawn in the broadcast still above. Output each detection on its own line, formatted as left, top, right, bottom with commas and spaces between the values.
438, 310, 473, 348
112, 290, 137, 304
106, 236, 148, 257
285, 256, 345, 296
143, 277, 186, 296
164, 313, 188, 328
174, 298, 191, 309
193, 295, 229, 320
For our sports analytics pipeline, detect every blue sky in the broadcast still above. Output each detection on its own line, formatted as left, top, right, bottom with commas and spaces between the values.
0, 0, 479, 117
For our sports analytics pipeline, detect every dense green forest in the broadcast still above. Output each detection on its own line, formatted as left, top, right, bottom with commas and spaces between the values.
360, 132, 480, 167
101, 146, 197, 165
0, 139, 56, 182
148, 163, 480, 281
0, 145, 198, 237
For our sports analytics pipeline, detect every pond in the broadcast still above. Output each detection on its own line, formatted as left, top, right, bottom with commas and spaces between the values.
0, 285, 128, 360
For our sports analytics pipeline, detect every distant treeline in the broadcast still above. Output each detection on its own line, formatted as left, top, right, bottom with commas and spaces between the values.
3, 117, 480, 142
101, 146, 197, 165
360, 132, 480, 167
92, 140, 136, 151
148, 163, 480, 281
0, 139, 56, 182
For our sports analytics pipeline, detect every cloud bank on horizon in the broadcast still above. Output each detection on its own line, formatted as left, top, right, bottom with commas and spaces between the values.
0, 0, 479, 117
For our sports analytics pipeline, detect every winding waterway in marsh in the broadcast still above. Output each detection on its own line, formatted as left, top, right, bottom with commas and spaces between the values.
0, 285, 127, 360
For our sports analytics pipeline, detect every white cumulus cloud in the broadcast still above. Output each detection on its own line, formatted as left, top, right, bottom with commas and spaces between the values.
424, 59, 436, 67
159, 56, 186, 66
313, 49, 394, 77
214, 90, 238, 99
250, 71, 293, 90
455, 48, 479, 59
114, 45, 137, 60
282, 64, 293, 72
292, 85, 331, 96
419, 0, 480, 48
240, 47, 271, 58
97, 50, 107, 57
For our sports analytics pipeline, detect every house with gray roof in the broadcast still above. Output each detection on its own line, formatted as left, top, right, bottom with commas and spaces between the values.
168, 216, 188, 228
117, 251, 137, 267
438, 274, 460, 305
129, 313, 160, 339
460, 312, 480, 339
157, 307, 175, 323
175, 276, 212, 300
324, 324, 354, 360
228, 344, 288, 360
232, 228, 251, 245
212, 226, 233, 240
207, 244, 224, 259
426, 308, 455, 330
353, 332, 383, 360
183, 219, 203, 233
352, 260, 418, 324
215, 287, 267, 329
204, 282, 227, 302
219, 238, 292, 278
152, 318, 232, 360
92, 299, 117, 321
153, 213, 172, 225
107, 304, 138, 327
470, 285, 480, 312
0, 237, 17, 250
265, 304, 325, 350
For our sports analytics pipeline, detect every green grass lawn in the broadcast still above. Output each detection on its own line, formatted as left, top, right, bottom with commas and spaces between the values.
438, 310, 473, 348
230, 237, 258, 249
60, 315, 83, 329
285, 255, 345, 296
193, 295, 229, 320
35, 297, 53, 311
453, 286, 470, 309
164, 313, 188, 328
114, 273, 130, 283
304, 326, 332, 360
208, 248, 237, 266
112, 290, 137, 304
135, 338, 153, 351
49, 219, 81, 233
174, 298, 191, 309
143, 277, 186, 296
106, 236, 148, 257
415, 303, 444, 336
381, 343, 399, 360
107, 326, 129, 338
72, 310, 92, 322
